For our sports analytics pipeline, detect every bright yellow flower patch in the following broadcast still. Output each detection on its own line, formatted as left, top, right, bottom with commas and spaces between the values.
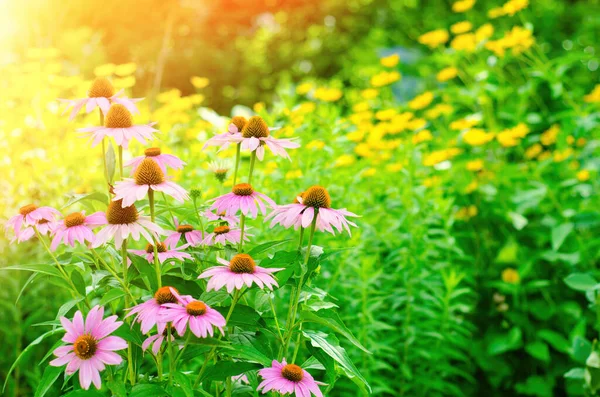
451, 21, 473, 34
437, 67, 459, 82
463, 128, 495, 146
370, 71, 401, 87
452, 0, 476, 13
380, 54, 400, 67
408, 91, 434, 110
418, 29, 450, 48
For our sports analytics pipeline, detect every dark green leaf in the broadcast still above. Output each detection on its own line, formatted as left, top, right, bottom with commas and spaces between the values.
301, 310, 370, 353
34, 364, 63, 397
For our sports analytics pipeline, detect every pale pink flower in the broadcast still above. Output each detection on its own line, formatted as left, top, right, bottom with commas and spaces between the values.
129, 240, 192, 264
50, 211, 105, 251
142, 332, 174, 355
126, 286, 179, 334
201, 225, 249, 246
5, 204, 60, 243
210, 183, 275, 218
202, 116, 247, 151
204, 210, 239, 226
49, 306, 127, 390
125, 147, 186, 175
78, 104, 158, 149
229, 116, 299, 160
198, 254, 283, 293
164, 220, 204, 247
258, 359, 324, 397
113, 158, 188, 207
92, 200, 164, 249
160, 288, 226, 338
265, 186, 358, 236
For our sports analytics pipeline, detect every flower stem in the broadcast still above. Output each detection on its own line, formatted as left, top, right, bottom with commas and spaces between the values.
90, 248, 137, 305
238, 214, 246, 253
149, 189, 162, 288
269, 294, 285, 345
168, 325, 175, 386
122, 240, 136, 385
192, 199, 205, 240
247, 151, 256, 185
232, 143, 241, 186
161, 192, 176, 226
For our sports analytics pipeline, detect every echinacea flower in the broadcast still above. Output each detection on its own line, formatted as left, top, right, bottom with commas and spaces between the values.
198, 254, 283, 293
204, 210, 239, 226
202, 116, 247, 151
78, 104, 158, 149
266, 186, 358, 236
50, 306, 127, 390
126, 286, 178, 334
142, 330, 175, 355
200, 225, 249, 246
93, 199, 164, 249
125, 147, 186, 175
164, 221, 204, 247
210, 183, 275, 218
208, 159, 230, 183
160, 288, 226, 338
258, 359, 324, 397
59, 78, 142, 121
50, 211, 105, 251
129, 240, 192, 264
5, 204, 60, 243
113, 158, 189, 207
230, 116, 300, 160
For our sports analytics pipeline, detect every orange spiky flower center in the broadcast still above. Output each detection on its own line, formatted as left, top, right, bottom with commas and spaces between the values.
64, 212, 86, 227
19, 204, 37, 216
232, 183, 254, 196
73, 334, 98, 360
88, 77, 115, 98
241, 116, 269, 138
231, 116, 248, 132
105, 104, 133, 128
134, 158, 165, 186
154, 286, 178, 304
302, 186, 331, 209
145, 147, 161, 157
281, 364, 304, 382
229, 253, 256, 274
146, 242, 167, 254
214, 225, 230, 235
177, 224, 194, 233
186, 300, 207, 316
106, 200, 139, 224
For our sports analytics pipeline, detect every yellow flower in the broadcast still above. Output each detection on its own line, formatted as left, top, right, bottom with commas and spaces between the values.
423, 148, 462, 166
334, 154, 356, 167
314, 87, 343, 102
486, 26, 535, 57
540, 124, 559, 146
190, 76, 210, 89
538, 151, 551, 161
94, 63, 116, 77
577, 137, 587, 147
465, 180, 478, 193
306, 140, 325, 149
463, 128, 495, 146
347, 130, 366, 142
502, 268, 520, 284
285, 169, 303, 179
362, 168, 377, 177
115, 63, 137, 77
413, 129, 433, 144
263, 161, 278, 176
386, 163, 404, 172
451, 21, 473, 34
426, 104, 453, 119
452, 0, 476, 12
577, 169, 591, 182
113, 76, 136, 89
380, 54, 400, 68
375, 109, 398, 120
475, 23, 494, 42
437, 67, 459, 82
407, 118, 427, 131
353, 102, 370, 113
361, 88, 379, 99
253, 102, 266, 113
451, 118, 479, 130
451, 33, 477, 52
370, 71, 402, 87
424, 176, 441, 187
456, 205, 478, 220
466, 159, 484, 171
349, 112, 373, 125
418, 29, 450, 48
408, 91, 434, 110
525, 143, 542, 159
296, 82, 314, 95
488, 7, 505, 18
584, 85, 600, 103
496, 123, 530, 147
553, 148, 573, 162
503, 0, 529, 16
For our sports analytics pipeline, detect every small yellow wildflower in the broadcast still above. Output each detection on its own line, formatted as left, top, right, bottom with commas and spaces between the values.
584, 85, 600, 103
386, 163, 404, 172
424, 176, 442, 187
577, 138, 587, 147
361, 88, 379, 99
370, 71, 402, 87
577, 169, 591, 182
456, 205, 478, 220
465, 180, 478, 193
355, 143, 374, 158
437, 67, 459, 82
503, 0, 529, 16
451, 118, 479, 130
423, 148, 462, 166
496, 123, 530, 147
314, 87, 343, 102
466, 159, 484, 171
451, 21, 473, 34
362, 168, 377, 177
538, 151, 552, 161
525, 144, 542, 159
502, 268, 520, 284
285, 169, 303, 179
306, 140, 325, 150
191, 76, 210, 89
488, 7, 505, 18
426, 104, 454, 119
115, 63, 137, 77
418, 29, 450, 48
553, 148, 573, 162
380, 54, 400, 67
347, 130, 366, 142
475, 23, 494, 42
253, 102, 266, 113
407, 118, 427, 131
540, 124, 559, 146
353, 102, 370, 113
94, 63, 116, 77
463, 128, 495, 146
113, 76, 136, 89
375, 109, 398, 120
452, 0, 476, 12
413, 129, 433, 144
409, 91, 434, 110
296, 82, 314, 95
451, 33, 477, 52
334, 154, 356, 167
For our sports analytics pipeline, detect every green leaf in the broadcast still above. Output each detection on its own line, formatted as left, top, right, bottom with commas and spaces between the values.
70, 270, 86, 297
301, 310, 370, 354
564, 273, 597, 291
173, 373, 193, 397
34, 364, 63, 397
247, 239, 292, 257
564, 368, 585, 379
56, 298, 84, 320
487, 327, 523, 356
62, 192, 108, 210
129, 384, 167, 397
303, 330, 371, 393
107, 380, 128, 397
525, 341, 550, 362
572, 336, 592, 364
537, 329, 570, 353
1, 263, 61, 277
224, 343, 272, 366
98, 289, 126, 307
63, 391, 105, 397
508, 212, 528, 230
202, 361, 260, 382
215, 304, 259, 328
552, 222, 574, 251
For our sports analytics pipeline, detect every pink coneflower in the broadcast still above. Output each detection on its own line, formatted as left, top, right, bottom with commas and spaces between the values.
202, 116, 247, 151
208, 159, 230, 183
142, 330, 175, 355
204, 210, 239, 226
198, 254, 283, 293
113, 158, 188, 207
129, 240, 192, 264
78, 104, 158, 149
125, 147, 186, 175
266, 186, 358, 236
210, 183, 275, 218
258, 359, 324, 397
59, 78, 142, 121
50, 211, 105, 251
160, 288, 226, 338
126, 286, 178, 334
5, 204, 60, 242
201, 225, 249, 246
50, 306, 128, 390
229, 116, 299, 160
164, 221, 204, 247
93, 200, 164, 249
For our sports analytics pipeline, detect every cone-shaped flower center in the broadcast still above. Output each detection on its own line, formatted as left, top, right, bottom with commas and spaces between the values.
281, 364, 304, 382
73, 334, 98, 360
232, 183, 254, 196
177, 224, 194, 233
64, 212, 86, 227
186, 300, 207, 316
293, 192, 304, 204
19, 204, 37, 216
134, 158, 165, 186
105, 104, 133, 128
214, 225, 230, 235
154, 286, 178, 304
88, 77, 115, 98
229, 253, 255, 274
241, 116, 269, 138
230, 116, 248, 132
146, 242, 167, 253
303, 186, 331, 209
144, 147, 161, 157
107, 200, 139, 224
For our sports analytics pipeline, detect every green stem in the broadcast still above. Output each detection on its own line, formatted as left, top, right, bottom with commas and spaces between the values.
149, 189, 162, 288
247, 151, 256, 185
168, 325, 175, 386
192, 199, 205, 240
232, 143, 241, 186
90, 249, 137, 305
238, 214, 246, 253
297, 227, 305, 251
122, 240, 135, 385
269, 295, 285, 345
162, 192, 176, 226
